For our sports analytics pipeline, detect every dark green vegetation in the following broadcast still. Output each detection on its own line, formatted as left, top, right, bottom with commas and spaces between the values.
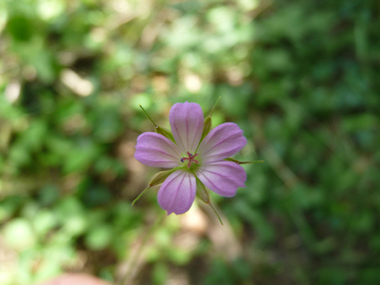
1, 0, 379, 284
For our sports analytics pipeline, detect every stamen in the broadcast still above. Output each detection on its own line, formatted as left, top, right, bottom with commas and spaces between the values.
181, 152, 199, 168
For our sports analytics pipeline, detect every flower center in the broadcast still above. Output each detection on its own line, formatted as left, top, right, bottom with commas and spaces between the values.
181, 152, 199, 168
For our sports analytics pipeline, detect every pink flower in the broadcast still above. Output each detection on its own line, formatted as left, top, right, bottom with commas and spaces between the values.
134, 102, 247, 215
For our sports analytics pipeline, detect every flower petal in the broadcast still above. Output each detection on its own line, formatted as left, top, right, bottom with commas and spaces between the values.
196, 161, 246, 197
169, 102, 204, 154
157, 170, 196, 215
135, 132, 182, 168
197, 123, 247, 163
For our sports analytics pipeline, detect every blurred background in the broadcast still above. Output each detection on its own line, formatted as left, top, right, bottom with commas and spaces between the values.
1, 0, 379, 284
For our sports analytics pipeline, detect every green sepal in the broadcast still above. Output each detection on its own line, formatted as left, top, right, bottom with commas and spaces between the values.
200, 97, 221, 142
156, 126, 175, 143
200, 116, 212, 142
132, 168, 178, 206
139, 105, 175, 143
132, 186, 151, 206
148, 168, 177, 187
209, 203, 223, 226
225, 158, 264, 165
195, 177, 210, 204
195, 177, 223, 225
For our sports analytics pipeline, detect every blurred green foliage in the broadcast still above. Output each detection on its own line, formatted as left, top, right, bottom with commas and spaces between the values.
1, 0, 380, 284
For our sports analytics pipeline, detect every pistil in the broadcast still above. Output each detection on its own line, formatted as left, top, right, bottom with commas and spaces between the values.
181, 152, 199, 168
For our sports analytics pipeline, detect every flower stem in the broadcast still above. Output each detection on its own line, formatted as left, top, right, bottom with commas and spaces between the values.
117, 211, 166, 285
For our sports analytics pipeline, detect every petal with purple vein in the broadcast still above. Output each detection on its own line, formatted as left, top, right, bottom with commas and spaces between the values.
196, 161, 246, 197
197, 123, 247, 163
157, 170, 197, 215
169, 102, 204, 154
135, 132, 182, 168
